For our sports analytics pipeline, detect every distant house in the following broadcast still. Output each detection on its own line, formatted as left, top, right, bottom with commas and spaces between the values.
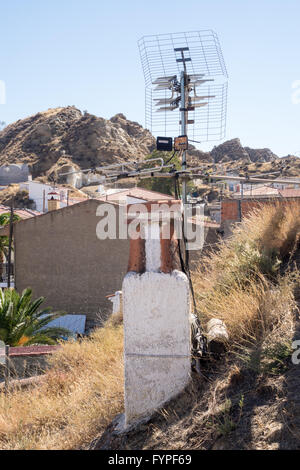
272, 177, 300, 190
233, 184, 279, 199
224, 171, 240, 192
0, 163, 29, 185
20, 180, 88, 212
232, 184, 300, 200
9, 188, 178, 326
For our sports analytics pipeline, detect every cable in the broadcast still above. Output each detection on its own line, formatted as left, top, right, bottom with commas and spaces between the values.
174, 174, 180, 200
164, 149, 177, 166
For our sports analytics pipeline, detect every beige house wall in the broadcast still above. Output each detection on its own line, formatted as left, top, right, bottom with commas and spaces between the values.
14, 199, 130, 326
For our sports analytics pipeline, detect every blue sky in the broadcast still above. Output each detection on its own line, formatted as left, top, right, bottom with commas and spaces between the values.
0, 0, 300, 156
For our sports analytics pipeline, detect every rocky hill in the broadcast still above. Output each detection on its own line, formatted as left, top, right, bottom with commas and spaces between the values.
188, 138, 281, 164
212, 138, 279, 163
0, 107, 155, 182
189, 138, 300, 178
0, 107, 299, 184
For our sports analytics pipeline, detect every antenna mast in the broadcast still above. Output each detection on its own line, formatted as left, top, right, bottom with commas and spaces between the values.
138, 31, 228, 206
177, 47, 190, 204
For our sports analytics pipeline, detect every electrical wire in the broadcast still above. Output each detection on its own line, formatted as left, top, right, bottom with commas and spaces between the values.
164, 149, 178, 166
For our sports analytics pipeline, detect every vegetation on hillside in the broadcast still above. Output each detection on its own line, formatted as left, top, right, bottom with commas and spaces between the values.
138, 150, 195, 196
194, 201, 300, 345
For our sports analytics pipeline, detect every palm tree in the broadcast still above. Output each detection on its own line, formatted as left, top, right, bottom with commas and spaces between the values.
0, 213, 20, 226
0, 288, 70, 346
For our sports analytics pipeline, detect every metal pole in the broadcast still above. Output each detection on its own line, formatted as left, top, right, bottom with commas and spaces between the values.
4, 345, 10, 394
180, 70, 187, 205
43, 189, 45, 213
7, 198, 14, 289
240, 182, 244, 222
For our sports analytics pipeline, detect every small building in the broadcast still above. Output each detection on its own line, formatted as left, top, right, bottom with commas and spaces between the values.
19, 181, 68, 212
273, 177, 300, 190
0, 163, 29, 185
224, 171, 240, 192
19, 180, 88, 213
233, 184, 279, 199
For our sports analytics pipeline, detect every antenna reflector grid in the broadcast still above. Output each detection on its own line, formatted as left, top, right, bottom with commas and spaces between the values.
138, 30, 228, 143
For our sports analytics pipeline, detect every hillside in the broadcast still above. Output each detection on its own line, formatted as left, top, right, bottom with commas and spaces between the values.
0, 107, 299, 185
0, 107, 155, 182
190, 138, 279, 164
189, 139, 300, 178
0, 202, 299, 450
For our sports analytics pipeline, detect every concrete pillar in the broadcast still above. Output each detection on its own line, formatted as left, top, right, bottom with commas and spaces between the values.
122, 201, 191, 428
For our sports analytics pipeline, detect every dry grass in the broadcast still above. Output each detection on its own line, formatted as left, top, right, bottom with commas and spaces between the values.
193, 201, 300, 345
121, 204, 300, 450
0, 319, 124, 450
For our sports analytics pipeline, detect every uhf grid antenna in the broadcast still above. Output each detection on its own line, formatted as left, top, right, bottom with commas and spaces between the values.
138, 31, 228, 143
138, 30, 228, 204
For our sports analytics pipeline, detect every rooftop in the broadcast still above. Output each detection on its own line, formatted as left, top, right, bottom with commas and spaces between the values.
279, 188, 300, 198
96, 187, 174, 203
0, 204, 41, 219
233, 185, 279, 198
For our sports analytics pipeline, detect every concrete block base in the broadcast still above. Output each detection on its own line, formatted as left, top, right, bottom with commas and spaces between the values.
122, 270, 191, 426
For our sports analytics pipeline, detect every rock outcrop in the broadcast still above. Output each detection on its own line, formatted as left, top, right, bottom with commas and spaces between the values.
209, 138, 278, 164
0, 107, 155, 181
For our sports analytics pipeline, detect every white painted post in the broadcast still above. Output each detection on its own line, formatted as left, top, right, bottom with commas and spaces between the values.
122, 203, 191, 428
